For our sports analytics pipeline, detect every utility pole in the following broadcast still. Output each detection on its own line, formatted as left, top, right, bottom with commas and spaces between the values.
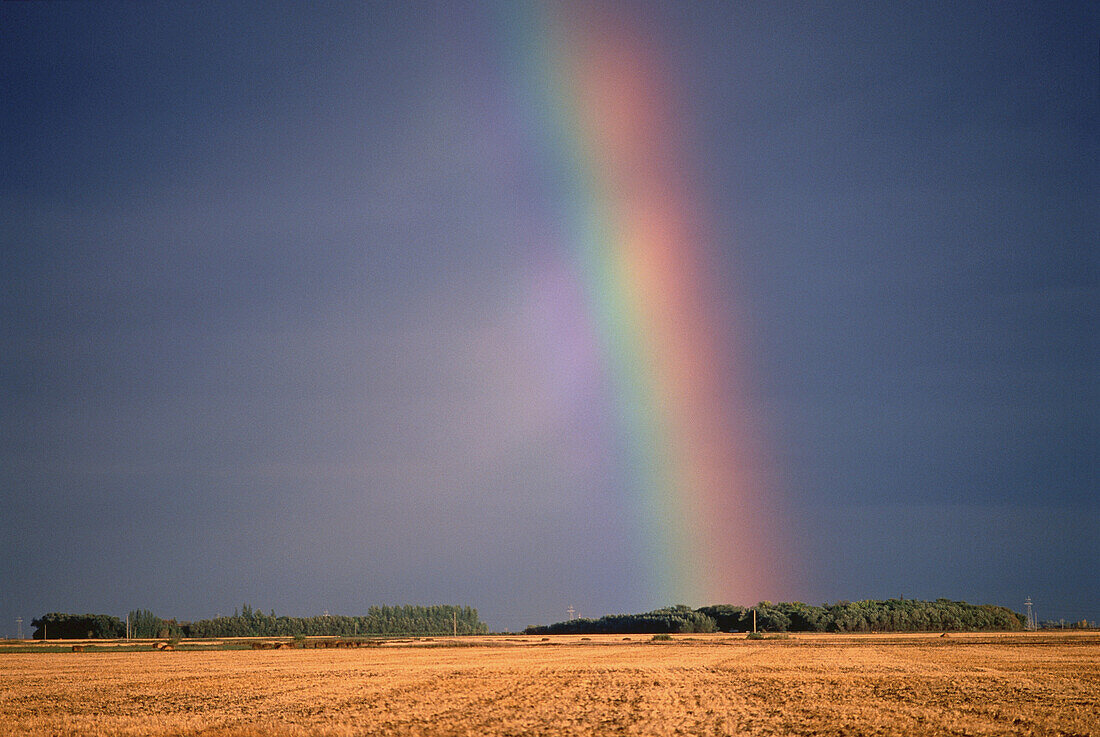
1024, 597, 1035, 631
753, 609, 757, 634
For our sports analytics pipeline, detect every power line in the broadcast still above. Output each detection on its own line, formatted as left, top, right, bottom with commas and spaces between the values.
1034, 608, 1100, 618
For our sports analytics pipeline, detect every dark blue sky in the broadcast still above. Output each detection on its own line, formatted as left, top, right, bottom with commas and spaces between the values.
2, 1, 1096, 632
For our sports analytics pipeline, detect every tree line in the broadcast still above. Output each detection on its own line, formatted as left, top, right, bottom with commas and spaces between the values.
525, 599, 1026, 635
524, 605, 718, 635
32, 604, 487, 639
30, 612, 127, 640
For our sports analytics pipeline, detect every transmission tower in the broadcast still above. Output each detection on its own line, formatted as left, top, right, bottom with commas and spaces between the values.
15, 617, 22, 641
567, 605, 576, 621
1024, 597, 1035, 630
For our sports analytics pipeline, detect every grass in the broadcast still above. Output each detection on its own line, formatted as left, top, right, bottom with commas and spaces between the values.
0, 632, 1096, 736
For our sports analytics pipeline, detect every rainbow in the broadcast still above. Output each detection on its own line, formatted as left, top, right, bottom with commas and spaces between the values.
501, 5, 785, 606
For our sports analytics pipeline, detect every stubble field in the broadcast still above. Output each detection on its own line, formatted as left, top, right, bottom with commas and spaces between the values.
0, 631, 1096, 736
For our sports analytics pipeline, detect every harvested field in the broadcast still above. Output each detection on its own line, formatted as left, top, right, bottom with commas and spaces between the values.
0, 632, 1096, 736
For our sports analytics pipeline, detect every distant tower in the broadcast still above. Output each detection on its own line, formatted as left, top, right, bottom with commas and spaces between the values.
567, 606, 576, 621
15, 617, 22, 640
1024, 597, 1035, 630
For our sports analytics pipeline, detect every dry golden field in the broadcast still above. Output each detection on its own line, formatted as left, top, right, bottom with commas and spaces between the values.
0, 632, 1096, 736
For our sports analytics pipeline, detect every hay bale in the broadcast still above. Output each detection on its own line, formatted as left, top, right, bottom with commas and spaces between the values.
71, 645, 85, 652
